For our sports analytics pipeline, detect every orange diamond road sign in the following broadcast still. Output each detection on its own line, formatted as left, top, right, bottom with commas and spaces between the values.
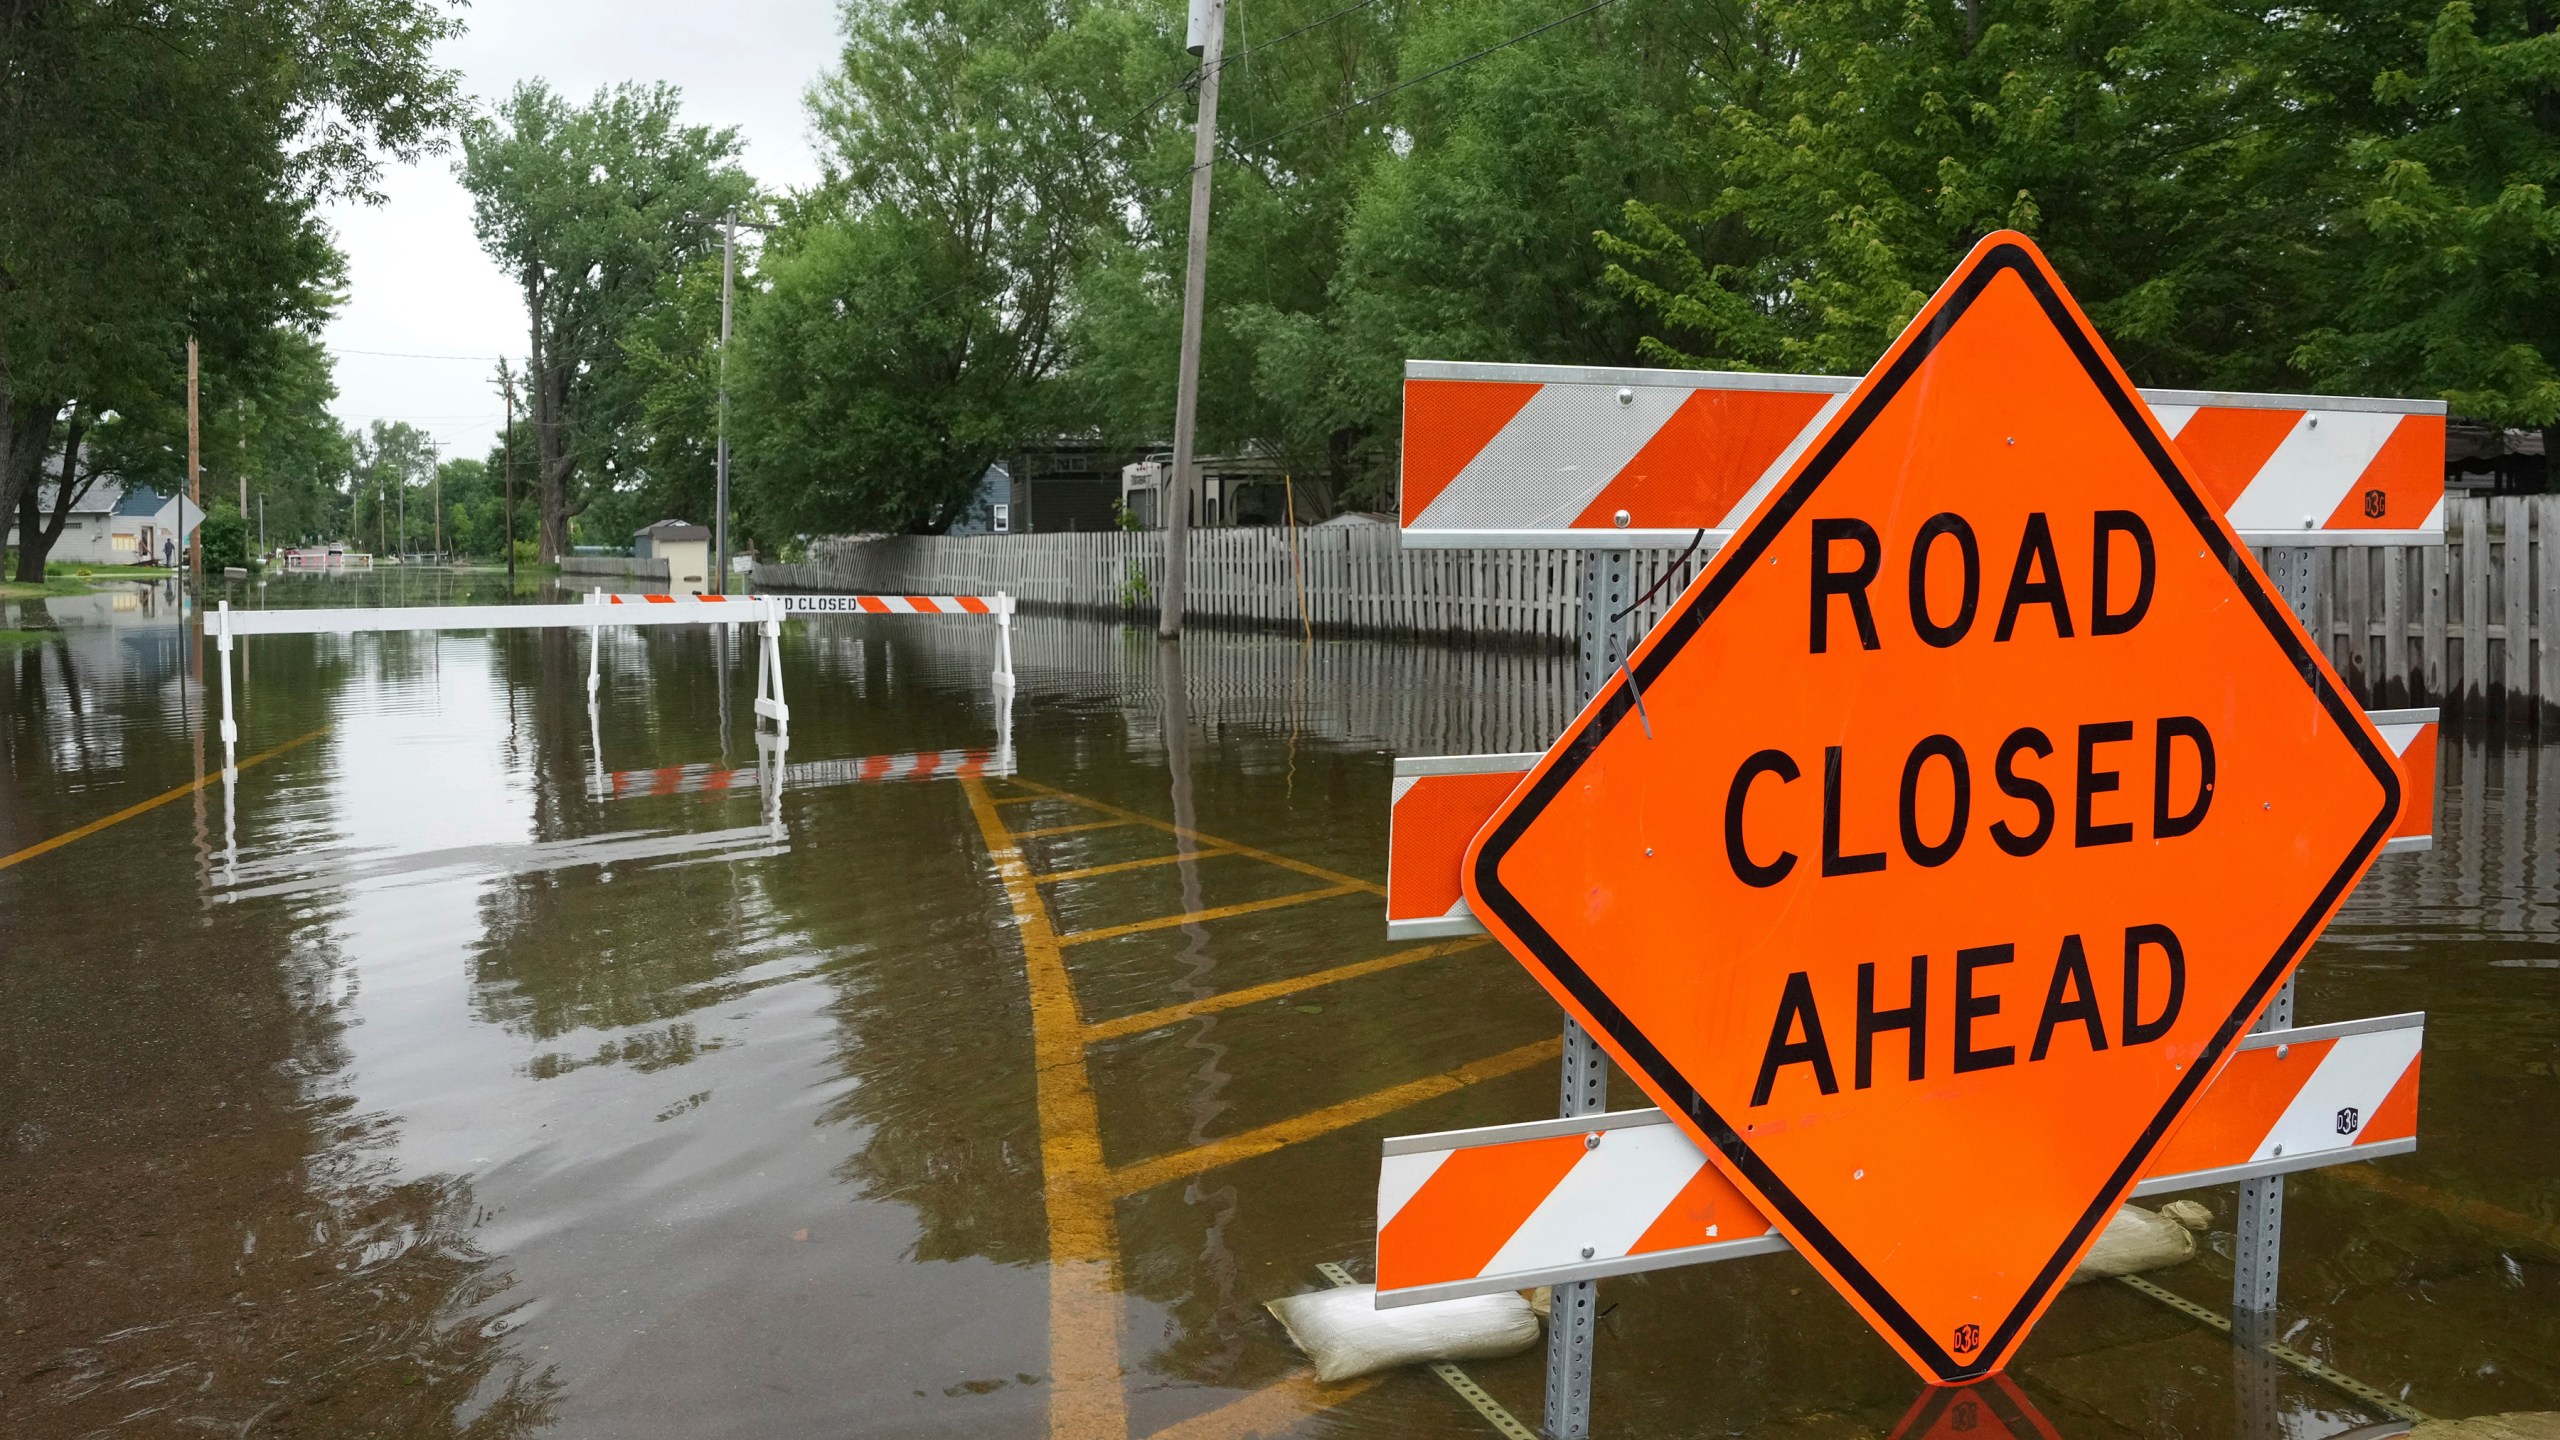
1461, 231, 2403, 1384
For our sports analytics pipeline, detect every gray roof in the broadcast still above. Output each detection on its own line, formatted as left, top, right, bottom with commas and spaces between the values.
112, 484, 167, 517
636, 519, 710, 541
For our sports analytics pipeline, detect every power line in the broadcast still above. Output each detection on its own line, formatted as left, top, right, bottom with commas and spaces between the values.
1226, 0, 1385, 66
1230, 0, 1624, 156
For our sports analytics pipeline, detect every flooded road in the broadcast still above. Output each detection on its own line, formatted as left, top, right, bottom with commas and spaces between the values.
2, 570, 2554, 1439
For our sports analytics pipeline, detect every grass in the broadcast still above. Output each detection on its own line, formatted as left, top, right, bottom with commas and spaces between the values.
0, 576, 98, 600
49, 563, 169, 578
0, 628, 53, 647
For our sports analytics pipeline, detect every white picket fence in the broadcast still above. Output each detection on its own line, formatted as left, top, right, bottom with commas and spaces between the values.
759, 499, 2559, 720
768, 528, 1668, 645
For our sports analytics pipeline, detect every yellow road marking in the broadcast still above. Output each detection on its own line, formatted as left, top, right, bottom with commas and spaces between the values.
1086, 940, 1489, 1044
1142, 1372, 1382, 1440
960, 775, 1129, 1440
1008, 778, 1384, 897
1110, 1037, 1562, 1197
1016, 818, 1142, 839
1058, 885, 1365, 947
1039, 847, 1240, 885
0, 727, 329, 874
2326, 1164, 2560, 1252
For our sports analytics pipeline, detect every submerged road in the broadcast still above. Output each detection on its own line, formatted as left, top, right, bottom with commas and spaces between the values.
1, 570, 2554, 1438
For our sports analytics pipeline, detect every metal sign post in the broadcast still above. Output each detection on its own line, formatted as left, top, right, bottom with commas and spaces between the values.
1544, 546, 1633, 1438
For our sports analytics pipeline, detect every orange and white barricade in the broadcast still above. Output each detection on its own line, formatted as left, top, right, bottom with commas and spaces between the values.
1401, 362, 2447, 549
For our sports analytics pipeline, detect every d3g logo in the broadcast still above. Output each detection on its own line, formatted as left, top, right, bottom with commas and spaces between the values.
1952, 1322, 1983, 1355
2364, 489, 2388, 519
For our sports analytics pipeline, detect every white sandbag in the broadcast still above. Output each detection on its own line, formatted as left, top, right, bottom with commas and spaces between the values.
1265, 1283, 1540, 1383
2160, 1199, 2213, 1232
2069, 1204, 2198, 1283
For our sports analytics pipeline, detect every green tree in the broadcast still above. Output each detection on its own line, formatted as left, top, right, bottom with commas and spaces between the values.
1596, 0, 2368, 391
0, 0, 462, 569
617, 251, 730, 541
459, 81, 754, 561
2297, 0, 2560, 449
1065, 0, 1760, 510
348, 421, 435, 557
736, 0, 1149, 536
198, 503, 248, 571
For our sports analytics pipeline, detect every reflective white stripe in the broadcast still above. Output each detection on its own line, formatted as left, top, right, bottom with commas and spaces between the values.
1480, 1124, 1706, 1276
1414, 384, 1685, 532
2151, 405, 2199, 438
2255, 1026, 2424, 1164
2375, 723, 2425, 757
2225, 411, 2402, 533
1391, 775, 1418, 804
1714, 392, 1852, 529
1377, 1149, 1452, 1228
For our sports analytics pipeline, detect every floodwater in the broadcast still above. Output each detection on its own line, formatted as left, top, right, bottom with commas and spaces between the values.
1, 569, 2553, 1440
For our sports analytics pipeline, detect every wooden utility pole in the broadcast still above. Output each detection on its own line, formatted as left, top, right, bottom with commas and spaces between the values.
186, 337, 201, 585
500, 362, 518, 584
1159, 0, 1225, 640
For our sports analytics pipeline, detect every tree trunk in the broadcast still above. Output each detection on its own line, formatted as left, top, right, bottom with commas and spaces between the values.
13, 486, 39, 582
0, 393, 63, 575
14, 414, 90, 581
525, 268, 574, 565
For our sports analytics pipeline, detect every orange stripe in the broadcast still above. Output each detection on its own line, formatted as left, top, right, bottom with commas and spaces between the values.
1377, 1135, 1586, 1290
646, 593, 674, 603
2326, 414, 2445, 531
1628, 1157, 1768, 1255
2392, 724, 2439, 840
2171, 408, 2301, 511
858, 596, 890, 613
2149, 1038, 2337, 1175
905, 595, 940, 612
1400, 379, 1541, 522
958, 596, 990, 614
1572, 388, 1832, 530
2359, 1052, 2422, 1145
1389, 772, 1522, 921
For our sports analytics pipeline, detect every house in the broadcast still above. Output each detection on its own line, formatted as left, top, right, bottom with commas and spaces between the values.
1002, 439, 1149, 533
1119, 444, 1314, 529
633, 519, 713, 596
3, 477, 199, 566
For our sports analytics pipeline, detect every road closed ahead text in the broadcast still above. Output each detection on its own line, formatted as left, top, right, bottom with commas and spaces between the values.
1463, 242, 2397, 1382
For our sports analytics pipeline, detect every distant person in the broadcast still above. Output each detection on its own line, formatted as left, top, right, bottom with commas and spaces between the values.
162, 537, 175, 569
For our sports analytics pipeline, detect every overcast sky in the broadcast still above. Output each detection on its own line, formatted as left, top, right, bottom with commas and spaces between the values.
318, 1, 842, 462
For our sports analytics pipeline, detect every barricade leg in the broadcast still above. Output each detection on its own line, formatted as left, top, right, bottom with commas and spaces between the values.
215, 601, 239, 755
2234, 975, 2296, 1320
587, 621, 601, 701
753, 602, 789, 732
1542, 547, 1636, 1440
995, 594, 1015, 693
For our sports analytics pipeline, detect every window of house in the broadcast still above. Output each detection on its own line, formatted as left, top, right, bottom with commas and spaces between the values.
111, 533, 138, 552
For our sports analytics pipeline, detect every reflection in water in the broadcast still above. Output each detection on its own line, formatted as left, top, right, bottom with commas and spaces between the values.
1156, 638, 1252, 1386
6, 568, 2559, 1437
1893, 1375, 2064, 1440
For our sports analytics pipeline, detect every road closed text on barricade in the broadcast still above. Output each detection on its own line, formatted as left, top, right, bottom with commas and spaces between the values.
1458, 232, 2405, 1384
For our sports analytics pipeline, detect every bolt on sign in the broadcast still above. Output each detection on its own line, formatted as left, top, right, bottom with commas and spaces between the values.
1461, 232, 2406, 1384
